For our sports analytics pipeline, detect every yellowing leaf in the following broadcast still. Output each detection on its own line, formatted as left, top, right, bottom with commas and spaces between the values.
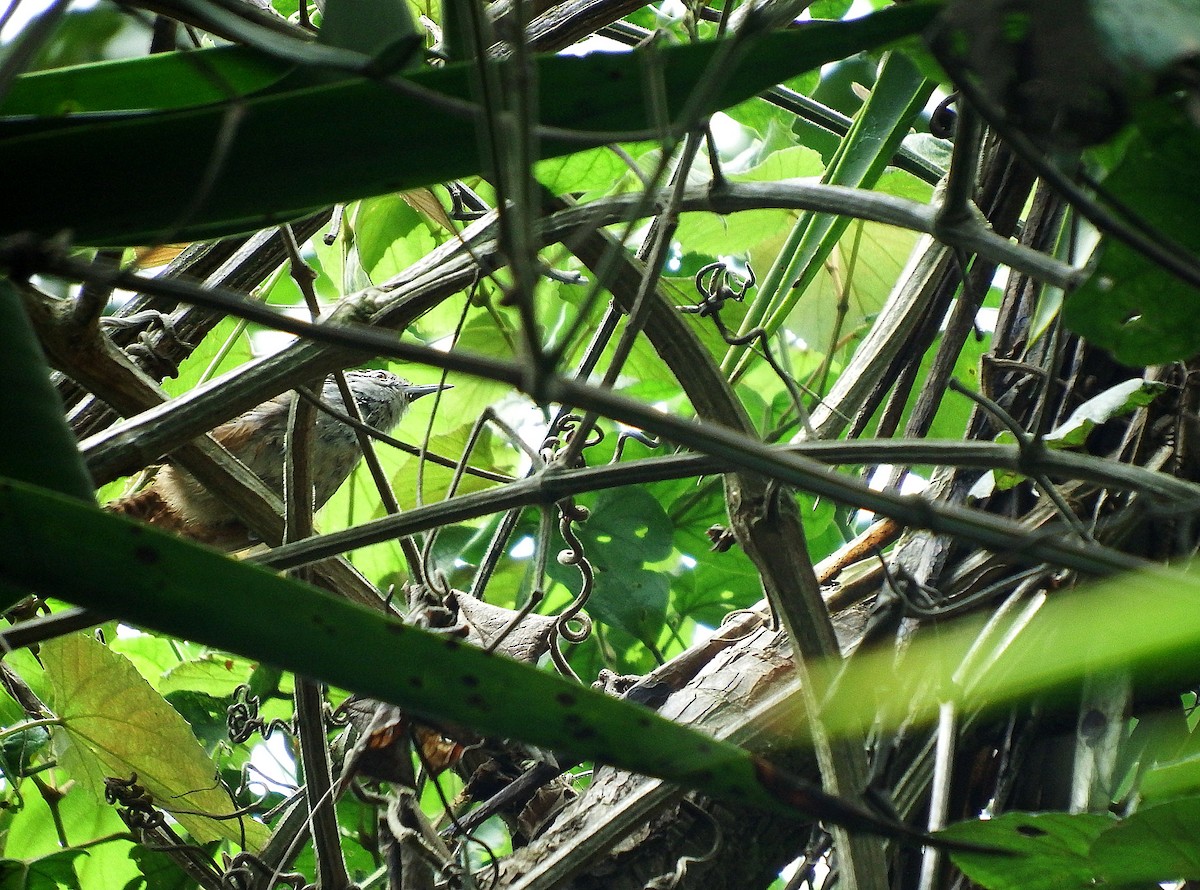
42, 634, 268, 849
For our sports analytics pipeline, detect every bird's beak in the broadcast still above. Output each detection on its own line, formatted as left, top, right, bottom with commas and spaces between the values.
405, 383, 451, 402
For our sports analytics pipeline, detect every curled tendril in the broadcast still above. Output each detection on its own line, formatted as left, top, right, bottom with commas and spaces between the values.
559, 499, 590, 525
541, 414, 605, 466
327, 700, 354, 727
227, 685, 293, 744
554, 503, 595, 646
231, 765, 286, 819
930, 91, 959, 139
645, 800, 723, 890
118, 807, 168, 834
555, 502, 590, 568
105, 773, 153, 808
679, 259, 816, 436
556, 611, 593, 644
105, 773, 168, 833
101, 310, 195, 379
540, 413, 579, 462
222, 852, 308, 890
611, 429, 660, 463
679, 261, 756, 317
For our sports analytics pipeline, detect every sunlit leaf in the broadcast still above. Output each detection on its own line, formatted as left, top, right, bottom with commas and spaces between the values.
43, 634, 269, 848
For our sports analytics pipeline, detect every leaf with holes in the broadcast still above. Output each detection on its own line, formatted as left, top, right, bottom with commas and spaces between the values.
941, 812, 1114, 890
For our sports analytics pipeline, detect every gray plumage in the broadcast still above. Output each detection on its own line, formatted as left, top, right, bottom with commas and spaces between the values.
153, 370, 441, 527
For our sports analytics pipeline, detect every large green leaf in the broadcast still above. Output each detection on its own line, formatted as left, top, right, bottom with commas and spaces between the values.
0, 282, 94, 504
0, 44, 293, 116
0, 280, 95, 610
1063, 102, 1200, 364
547, 488, 674, 643
0, 5, 937, 245
944, 799, 1200, 889
1091, 798, 1200, 883
0, 475, 900, 835
42, 634, 270, 849
0, 849, 88, 890
723, 49, 934, 379
1, 756, 139, 887
942, 813, 1115, 890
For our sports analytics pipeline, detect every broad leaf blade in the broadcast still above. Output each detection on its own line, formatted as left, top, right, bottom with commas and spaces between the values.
0, 45, 294, 116
723, 49, 934, 379
1063, 103, 1200, 363
0, 477, 846, 824
941, 812, 1113, 890
0, 280, 95, 609
0, 282, 93, 503
0, 5, 937, 245
43, 634, 270, 848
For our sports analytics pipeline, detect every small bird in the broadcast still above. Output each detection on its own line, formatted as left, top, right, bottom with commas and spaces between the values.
108, 370, 446, 548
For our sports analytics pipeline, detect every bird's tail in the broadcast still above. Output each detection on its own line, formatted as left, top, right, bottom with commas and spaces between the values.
105, 488, 252, 550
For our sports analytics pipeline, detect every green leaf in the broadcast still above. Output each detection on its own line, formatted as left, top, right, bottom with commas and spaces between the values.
1063, 102, 1200, 363
0, 725, 51, 778
0, 280, 96, 610
655, 478, 766, 624
1044, 378, 1166, 449
22, 7, 134, 73
941, 812, 1114, 890
125, 846, 190, 890
318, 0, 420, 69
0, 849, 88, 890
162, 689, 235, 751
779, 170, 934, 359
944, 800, 1200, 889
0, 45, 293, 116
161, 315, 255, 401
158, 655, 259, 698
352, 194, 440, 283
818, 559, 1200, 768
0, 476, 881, 827
1092, 798, 1200, 884
724, 49, 935, 379
0, 5, 938, 245
546, 488, 676, 641
1, 770, 136, 886
535, 146, 636, 196
578, 488, 674, 565
589, 569, 671, 643
979, 377, 1167, 494
809, 0, 853, 19
674, 145, 825, 256
1143, 753, 1200, 802
0, 282, 94, 504
42, 634, 270, 849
